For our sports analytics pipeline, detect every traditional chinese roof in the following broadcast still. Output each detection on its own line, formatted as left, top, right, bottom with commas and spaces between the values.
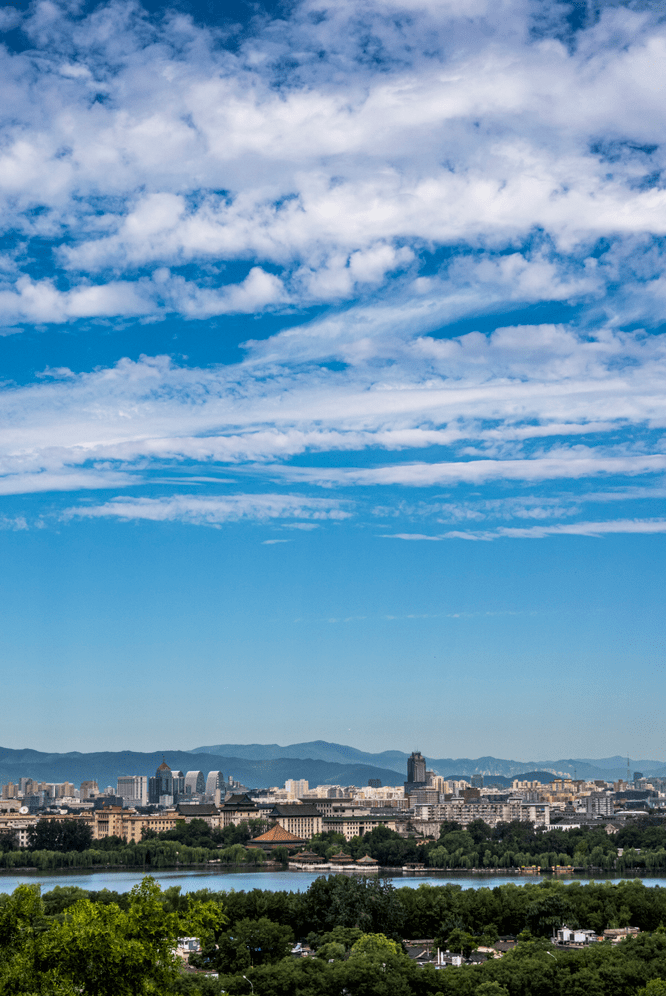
250, 824, 307, 844
330, 850, 354, 863
157, 760, 171, 772
269, 803, 322, 817
221, 794, 258, 810
355, 853, 379, 864
291, 849, 325, 862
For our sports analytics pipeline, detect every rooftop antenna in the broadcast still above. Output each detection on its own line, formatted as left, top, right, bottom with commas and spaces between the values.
627, 755, 631, 783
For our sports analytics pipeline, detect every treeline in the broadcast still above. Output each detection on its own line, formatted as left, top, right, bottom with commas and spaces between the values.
9, 874, 666, 995
0, 839, 268, 871
181, 875, 666, 943
5, 814, 666, 874
0, 817, 277, 871
309, 818, 666, 871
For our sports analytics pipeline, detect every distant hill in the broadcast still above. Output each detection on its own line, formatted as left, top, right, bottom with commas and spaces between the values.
0, 747, 403, 791
3, 742, 664, 789
190, 741, 409, 771
190, 743, 666, 782
445, 771, 563, 788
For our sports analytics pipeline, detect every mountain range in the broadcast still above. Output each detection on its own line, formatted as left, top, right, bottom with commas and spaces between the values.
0, 748, 402, 793
1, 741, 663, 790
191, 742, 666, 783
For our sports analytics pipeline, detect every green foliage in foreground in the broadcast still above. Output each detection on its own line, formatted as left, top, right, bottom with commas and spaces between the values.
0, 876, 225, 996
212, 937, 666, 996
4, 875, 666, 994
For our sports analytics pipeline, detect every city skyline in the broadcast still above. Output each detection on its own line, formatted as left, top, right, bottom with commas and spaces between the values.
1, 0, 665, 758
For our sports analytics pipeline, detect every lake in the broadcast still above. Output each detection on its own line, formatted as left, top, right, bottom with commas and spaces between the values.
1, 866, 665, 895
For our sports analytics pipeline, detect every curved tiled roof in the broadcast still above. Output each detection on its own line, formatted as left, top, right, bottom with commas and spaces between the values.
250, 824, 307, 843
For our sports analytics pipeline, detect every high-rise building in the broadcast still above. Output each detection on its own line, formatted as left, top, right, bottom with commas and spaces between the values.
149, 760, 176, 806
184, 771, 205, 797
80, 781, 100, 800
285, 779, 309, 798
205, 771, 225, 796
407, 752, 426, 785
117, 776, 147, 806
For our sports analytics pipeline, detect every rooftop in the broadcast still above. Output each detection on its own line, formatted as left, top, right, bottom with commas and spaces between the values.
249, 824, 307, 844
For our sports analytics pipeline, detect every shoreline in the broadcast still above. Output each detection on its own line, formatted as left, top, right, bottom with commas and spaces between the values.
0, 862, 651, 880
0, 860, 284, 876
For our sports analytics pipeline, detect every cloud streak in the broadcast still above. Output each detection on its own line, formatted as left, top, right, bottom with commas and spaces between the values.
384, 518, 666, 541
65, 493, 351, 526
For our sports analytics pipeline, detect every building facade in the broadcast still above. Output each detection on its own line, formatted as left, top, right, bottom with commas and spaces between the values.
268, 804, 322, 839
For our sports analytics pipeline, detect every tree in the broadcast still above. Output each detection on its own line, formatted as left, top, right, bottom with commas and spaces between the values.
467, 820, 493, 846
344, 933, 413, 996
350, 933, 402, 960
309, 925, 364, 954
443, 927, 479, 958
28, 819, 93, 853
214, 916, 294, 972
33, 876, 225, 996
302, 873, 405, 937
0, 883, 79, 994
525, 890, 575, 936
0, 830, 18, 853
638, 982, 666, 996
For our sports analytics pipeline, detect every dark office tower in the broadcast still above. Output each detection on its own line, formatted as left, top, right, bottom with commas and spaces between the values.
407, 751, 427, 784
148, 759, 173, 804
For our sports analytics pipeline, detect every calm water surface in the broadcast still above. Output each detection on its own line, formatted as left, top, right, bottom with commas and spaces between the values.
1, 867, 665, 894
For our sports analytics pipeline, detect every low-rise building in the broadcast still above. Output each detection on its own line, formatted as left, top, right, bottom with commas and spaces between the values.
321, 813, 400, 840
268, 804, 322, 839
175, 803, 220, 827
220, 794, 261, 826
555, 926, 599, 945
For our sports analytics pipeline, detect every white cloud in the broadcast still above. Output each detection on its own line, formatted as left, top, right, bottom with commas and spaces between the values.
0, 0, 665, 321
65, 493, 351, 525
274, 452, 666, 487
1, 0, 666, 541
0, 322, 665, 500
383, 518, 666, 541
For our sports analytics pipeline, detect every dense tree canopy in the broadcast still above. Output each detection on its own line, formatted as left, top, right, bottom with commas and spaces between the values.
5, 874, 666, 994
28, 819, 93, 853
0, 876, 225, 996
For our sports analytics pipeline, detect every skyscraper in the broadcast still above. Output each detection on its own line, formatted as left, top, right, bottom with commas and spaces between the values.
184, 771, 205, 796
407, 751, 426, 785
148, 759, 175, 805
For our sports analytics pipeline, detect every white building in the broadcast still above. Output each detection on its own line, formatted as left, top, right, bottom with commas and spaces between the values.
117, 775, 148, 807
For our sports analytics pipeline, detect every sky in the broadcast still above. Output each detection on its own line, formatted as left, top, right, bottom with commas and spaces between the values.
1, 0, 665, 761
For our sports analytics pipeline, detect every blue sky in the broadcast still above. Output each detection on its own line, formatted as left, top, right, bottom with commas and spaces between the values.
1, 0, 665, 760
